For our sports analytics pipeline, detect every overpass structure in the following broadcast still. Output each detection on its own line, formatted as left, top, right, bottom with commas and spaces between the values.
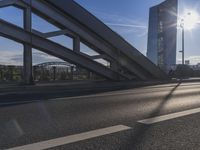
0, 0, 167, 84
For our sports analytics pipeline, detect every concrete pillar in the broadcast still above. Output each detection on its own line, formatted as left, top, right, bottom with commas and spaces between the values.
73, 36, 80, 52
23, 1, 33, 85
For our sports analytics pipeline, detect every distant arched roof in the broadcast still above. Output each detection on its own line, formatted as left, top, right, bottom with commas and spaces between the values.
34, 62, 74, 67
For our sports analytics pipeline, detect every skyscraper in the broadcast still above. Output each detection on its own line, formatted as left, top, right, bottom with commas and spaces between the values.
147, 0, 178, 72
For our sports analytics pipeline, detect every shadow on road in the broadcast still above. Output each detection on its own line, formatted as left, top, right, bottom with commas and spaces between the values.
121, 82, 181, 149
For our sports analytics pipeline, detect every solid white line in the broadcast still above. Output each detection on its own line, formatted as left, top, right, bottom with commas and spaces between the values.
8, 125, 131, 150
138, 107, 200, 124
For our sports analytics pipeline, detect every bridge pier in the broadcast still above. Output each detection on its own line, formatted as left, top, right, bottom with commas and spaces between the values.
23, 1, 33, 85
73, 37, 80, 52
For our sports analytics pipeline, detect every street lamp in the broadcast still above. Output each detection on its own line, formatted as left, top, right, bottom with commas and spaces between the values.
179, 11, 199, 65
179, 19, 185, 65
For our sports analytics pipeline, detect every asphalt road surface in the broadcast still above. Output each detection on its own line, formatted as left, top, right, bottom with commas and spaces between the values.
1, 82, 200, 150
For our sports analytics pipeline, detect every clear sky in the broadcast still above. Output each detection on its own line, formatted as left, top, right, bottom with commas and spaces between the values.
0, 0, 200, 65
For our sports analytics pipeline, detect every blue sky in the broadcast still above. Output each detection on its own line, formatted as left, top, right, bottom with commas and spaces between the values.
0, 0, 200, 65
75, 0, 200, 64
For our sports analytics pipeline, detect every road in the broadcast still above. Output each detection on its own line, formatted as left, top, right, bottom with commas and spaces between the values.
1, 81, 200, 150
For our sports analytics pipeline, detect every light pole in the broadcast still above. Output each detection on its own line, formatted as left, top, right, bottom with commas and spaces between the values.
179, 11, 199, 65
180, 19, 185, 65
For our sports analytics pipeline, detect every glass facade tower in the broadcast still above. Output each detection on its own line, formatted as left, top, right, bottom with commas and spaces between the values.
147, 0, 178, 72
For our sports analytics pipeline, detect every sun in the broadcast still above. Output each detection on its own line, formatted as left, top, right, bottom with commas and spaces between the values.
181, 11, 199, 30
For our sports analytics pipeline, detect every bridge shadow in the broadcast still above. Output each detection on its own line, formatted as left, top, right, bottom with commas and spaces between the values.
120, 82, 181, 149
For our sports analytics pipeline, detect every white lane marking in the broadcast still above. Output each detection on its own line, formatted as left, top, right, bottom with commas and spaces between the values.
8, 125, 131, 150
138, 107, 200, 124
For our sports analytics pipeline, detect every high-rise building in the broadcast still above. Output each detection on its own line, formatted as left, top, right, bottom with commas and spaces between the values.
147, 0, 178, 72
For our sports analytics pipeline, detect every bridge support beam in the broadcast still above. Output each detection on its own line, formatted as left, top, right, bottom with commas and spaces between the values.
43, 29, 76, 38
0, 20, 123, 80
73, 37, 80, 52
23, 1, 33, 85
0, 0, 16, 8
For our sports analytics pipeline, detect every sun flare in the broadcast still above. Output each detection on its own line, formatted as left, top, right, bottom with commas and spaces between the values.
181, 11, 199, 30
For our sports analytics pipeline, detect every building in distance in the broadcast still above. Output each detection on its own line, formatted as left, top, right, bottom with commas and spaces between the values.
147, 0, 178, 72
